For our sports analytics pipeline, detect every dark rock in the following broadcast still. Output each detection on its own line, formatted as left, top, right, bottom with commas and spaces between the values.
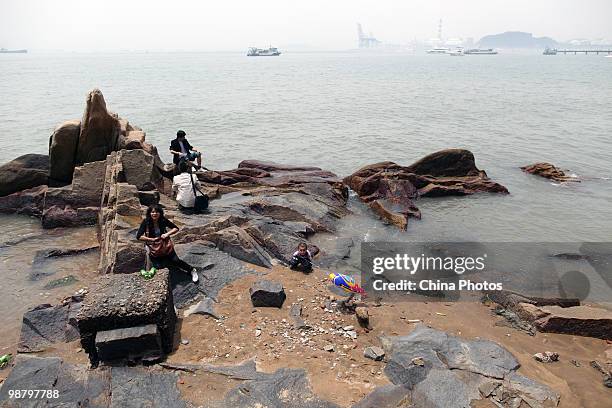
49, 119, 80, 182
521, 162, 579, 182
248, 191, 346, 233
529, 304, 612, 340
109, 366, 186, 407
289, 304, 309, 329
238, 160, 323, 172
217, 368, 339, 408
173, 243, 255, 303
489, 292, 610, 339
364, 346, 385, 361
18, 301, 81, 353
95, 324, 162, 362
382, 325, 559, 408
204, 225, 273, 268
250, 280, 286, 308
0, 355, 111, 407
42, 205, 99, 228
199, 358, 264, 380
551, 252, 589, 260
43, 245, 100, 258
405, 149, 482, 177
352, 384, 411, 408
344, 150, 508, 230
0, 185, 47, 217
243, 218, 313, 265
494, 306, 536, 336
76, 269, 176, 365
355, 306, 371, 330
184, 297, 220, 319
138, 190, 160, 206
0, 154, 49, 197
160, 358, 264, 380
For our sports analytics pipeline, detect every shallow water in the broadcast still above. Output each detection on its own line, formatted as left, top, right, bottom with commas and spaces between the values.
1, 52, 611, 323
1, 51, 611, 242
0, 216, 99, 353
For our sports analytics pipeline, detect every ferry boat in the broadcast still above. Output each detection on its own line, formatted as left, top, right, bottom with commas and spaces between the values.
448, 48, 465, 56
0, 48, 27, 54
464, 48, 498, 55
247, 47, 281, 56
426, 47, 450, 54
543, 47, 557, 55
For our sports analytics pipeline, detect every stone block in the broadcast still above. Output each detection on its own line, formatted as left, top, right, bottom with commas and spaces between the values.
250, 279, 286, 308
95, 324, 162, 362
76, 269, 176, 365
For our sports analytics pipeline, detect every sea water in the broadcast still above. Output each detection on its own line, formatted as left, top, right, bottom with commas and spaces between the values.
0, 51, 611, 241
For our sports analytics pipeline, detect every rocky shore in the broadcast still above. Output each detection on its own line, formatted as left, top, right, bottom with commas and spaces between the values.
0, 89, 611, 407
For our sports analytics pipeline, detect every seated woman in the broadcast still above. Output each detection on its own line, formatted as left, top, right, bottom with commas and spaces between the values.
172, 161, 207, 214
136, 204, 199, 283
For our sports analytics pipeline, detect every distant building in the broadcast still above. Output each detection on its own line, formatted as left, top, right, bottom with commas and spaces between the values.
357, 23, 382, 48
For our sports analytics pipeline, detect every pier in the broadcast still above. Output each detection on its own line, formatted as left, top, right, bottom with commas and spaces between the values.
553, 49, 612, 55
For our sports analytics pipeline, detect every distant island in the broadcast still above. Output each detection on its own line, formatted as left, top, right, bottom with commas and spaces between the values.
478, 31, 557, 49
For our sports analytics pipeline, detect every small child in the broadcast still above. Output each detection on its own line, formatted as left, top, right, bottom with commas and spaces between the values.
290, 242, 313, 272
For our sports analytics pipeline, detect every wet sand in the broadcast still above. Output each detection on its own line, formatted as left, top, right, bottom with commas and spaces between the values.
1, 231, 610, 406
170, 264, 611, 407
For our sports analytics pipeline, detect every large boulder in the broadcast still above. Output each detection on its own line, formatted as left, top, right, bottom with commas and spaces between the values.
0, 185, 47, 216
42, 160, 108, 228
344, 150, 508, 230
75, 89, 121, 165
383, 325, 559, 408
0, 153, 49, 197
405, 148, 482, 177
48, 119, 81, 183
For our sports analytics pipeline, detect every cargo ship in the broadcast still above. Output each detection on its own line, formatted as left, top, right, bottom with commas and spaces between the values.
426, 47, 450, 54
464, 48, 498, 55
247, 47, 281, 56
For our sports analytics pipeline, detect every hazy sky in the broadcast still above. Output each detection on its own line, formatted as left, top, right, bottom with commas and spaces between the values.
1, 0, 610, 50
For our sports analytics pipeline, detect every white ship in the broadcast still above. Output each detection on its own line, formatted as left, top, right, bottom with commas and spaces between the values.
449, 48, 465, 56
464, 48, 498, 55
426, 47, 450, 54
0, 48, 27, 54
247, 47, 281, 56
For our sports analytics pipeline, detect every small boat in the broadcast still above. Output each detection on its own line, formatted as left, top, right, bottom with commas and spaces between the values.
247, 47, 281, 56
426, 47, 450, 54
464, 48, 498, 55
0, 48, 27, 54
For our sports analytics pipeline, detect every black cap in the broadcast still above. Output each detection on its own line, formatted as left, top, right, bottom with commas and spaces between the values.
177, 130, 186, 137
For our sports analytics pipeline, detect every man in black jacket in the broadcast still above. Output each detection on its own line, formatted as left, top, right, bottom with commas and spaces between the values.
169, 130, 202, 169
